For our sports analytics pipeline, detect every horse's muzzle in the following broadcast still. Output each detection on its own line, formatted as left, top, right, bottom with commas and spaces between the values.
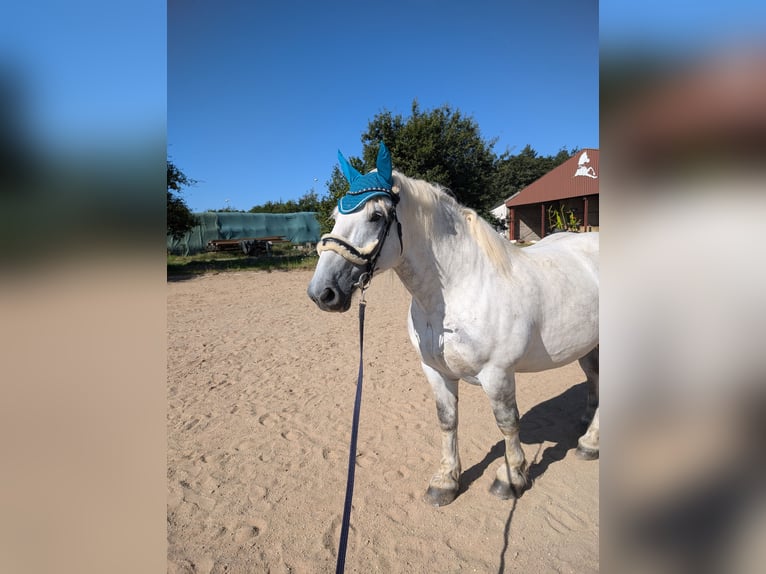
307, 282, 353, 312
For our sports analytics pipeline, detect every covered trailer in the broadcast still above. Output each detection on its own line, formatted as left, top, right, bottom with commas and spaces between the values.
167, 211, 321, 255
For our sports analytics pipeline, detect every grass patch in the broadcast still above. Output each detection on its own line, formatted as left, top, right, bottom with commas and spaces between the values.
168, 245, 319, 278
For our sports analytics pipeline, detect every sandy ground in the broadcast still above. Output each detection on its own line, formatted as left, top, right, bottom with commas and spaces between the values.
167, 269, 598, 573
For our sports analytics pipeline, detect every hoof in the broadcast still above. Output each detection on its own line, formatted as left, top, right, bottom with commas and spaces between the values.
424, 486, 458, 507
489, 478, 524, 500
575, 445, 599, 460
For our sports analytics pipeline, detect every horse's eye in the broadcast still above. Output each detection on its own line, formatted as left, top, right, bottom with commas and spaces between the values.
369, 212, 383, 223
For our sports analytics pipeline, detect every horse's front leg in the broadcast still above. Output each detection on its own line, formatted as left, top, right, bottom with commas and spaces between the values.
421, 363, 461, 507
483, 370, 529, 499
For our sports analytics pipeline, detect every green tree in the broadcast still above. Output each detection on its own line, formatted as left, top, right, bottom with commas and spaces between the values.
279, 102, 578, 237
360, 101, 499, 220
248, 190, 323, 214
248, 200, 292, 214
296, 190, 322, 212
167, 160, 198, 240
493, 145, 576, 201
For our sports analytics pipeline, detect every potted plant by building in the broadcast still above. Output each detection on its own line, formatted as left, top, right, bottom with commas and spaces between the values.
547, 203, 581, 233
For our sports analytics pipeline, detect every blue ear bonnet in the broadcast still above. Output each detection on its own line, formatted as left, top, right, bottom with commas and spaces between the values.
337, 142, 396, 214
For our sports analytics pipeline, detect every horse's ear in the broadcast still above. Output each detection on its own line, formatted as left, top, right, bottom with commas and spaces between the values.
376, 142, 393, 184
338, 150, 361, 183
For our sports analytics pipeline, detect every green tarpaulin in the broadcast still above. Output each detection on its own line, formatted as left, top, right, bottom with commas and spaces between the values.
167, 212, 321, 255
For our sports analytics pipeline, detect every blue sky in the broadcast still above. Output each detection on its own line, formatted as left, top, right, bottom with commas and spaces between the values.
168, 0, 599, 212
600, 2, 766, 54
4, 2, 763, 214
2, 1, 165, 149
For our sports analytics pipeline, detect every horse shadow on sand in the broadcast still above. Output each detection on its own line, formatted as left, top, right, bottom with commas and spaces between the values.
458, 381, 589, 496
455, 382, 590, 574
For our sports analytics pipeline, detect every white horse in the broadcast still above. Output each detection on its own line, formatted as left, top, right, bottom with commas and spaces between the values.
308, 145, 599, 506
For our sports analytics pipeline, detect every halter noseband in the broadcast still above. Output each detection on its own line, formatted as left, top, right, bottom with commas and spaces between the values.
316, 195, 403, 288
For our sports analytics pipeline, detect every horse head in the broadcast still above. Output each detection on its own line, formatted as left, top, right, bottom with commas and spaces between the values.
307, 143, 402, 312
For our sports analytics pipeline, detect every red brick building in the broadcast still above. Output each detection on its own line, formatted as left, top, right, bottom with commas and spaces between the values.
504, 149, 599, 241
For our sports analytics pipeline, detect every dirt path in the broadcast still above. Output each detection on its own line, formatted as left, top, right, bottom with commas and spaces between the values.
167, 270, 598, 573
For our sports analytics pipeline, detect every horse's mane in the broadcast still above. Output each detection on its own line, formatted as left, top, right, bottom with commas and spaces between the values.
391, 171, 516, 277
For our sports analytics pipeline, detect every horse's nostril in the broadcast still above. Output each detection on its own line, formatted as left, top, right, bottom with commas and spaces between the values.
319, 287, 336, 304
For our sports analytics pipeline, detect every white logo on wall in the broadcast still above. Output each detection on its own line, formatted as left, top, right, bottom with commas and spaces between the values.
574, 151, 598, 179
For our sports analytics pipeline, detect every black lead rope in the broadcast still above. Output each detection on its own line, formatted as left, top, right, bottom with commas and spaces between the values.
336, 283, 368, 574
334, 200, 401, 574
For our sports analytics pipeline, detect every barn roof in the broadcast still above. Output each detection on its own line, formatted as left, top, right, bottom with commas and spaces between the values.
505, 149, 599, 207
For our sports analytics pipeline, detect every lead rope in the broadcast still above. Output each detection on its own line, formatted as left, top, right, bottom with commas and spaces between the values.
335, 274, 370, 574
330, 203, 399, 573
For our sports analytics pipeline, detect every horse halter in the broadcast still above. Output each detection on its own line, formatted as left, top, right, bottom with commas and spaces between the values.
316, 195, 403, 289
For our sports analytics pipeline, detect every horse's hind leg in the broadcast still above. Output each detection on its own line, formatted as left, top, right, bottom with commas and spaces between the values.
484, 370, 528, 499
577, 408, 599, 460
576, 345, 599, 460
578, 345, 599, 426
421, 364, 461, 507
